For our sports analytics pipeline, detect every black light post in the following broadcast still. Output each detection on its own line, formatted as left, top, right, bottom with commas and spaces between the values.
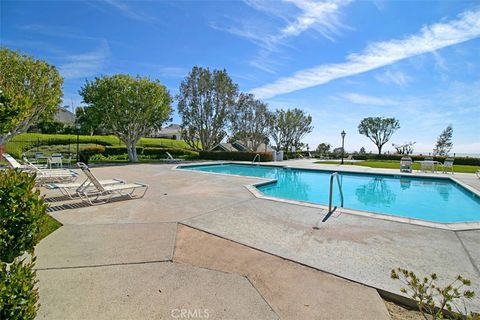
341, 130, 346, 164
75, 123, 81, 162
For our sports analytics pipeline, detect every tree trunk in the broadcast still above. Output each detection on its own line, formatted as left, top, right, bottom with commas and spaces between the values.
126, 141, 139, 162
377, 145, 382, 155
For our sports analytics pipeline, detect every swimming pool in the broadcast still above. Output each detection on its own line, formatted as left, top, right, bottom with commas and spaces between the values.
179, 163, 480, 223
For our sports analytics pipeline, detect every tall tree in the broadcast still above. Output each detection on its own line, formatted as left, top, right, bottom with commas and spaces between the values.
433, 125, 453, 156
0, 48, 63, 145
269, 108, 313, 152
229, 93, 270, 151
75, 106, 104, 135
80, 74, 172, 162
392, 141, 416, 155
358, 117, 400, 155
177, 66, 238, 151
316, 142, 331, 155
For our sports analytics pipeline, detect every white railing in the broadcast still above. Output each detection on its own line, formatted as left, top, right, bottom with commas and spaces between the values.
328, 172, 344, 214
252, 154, 260, 164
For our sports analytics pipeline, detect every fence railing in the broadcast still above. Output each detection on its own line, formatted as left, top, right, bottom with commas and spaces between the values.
4, 137, 190, 158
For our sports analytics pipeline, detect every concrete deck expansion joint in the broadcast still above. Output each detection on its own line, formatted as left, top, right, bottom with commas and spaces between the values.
35, 163, 480, 318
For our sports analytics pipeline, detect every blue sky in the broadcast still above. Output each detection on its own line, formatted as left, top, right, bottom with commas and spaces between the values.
1, 0, 479, 154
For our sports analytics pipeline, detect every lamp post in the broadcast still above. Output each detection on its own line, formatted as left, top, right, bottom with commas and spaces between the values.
341, 130, 346, 165
75, 123, 81, 163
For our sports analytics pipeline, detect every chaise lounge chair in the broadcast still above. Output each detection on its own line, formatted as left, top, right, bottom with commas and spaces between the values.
76, 162, 148, 205
3, 153, 78, 184
161, 152, 183, 163
476, 170, 480, 179
46, 175, 126, 199
400, 157, 413, 173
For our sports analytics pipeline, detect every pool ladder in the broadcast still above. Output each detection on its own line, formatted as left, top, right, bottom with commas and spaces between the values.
252, 154, 260, 164
328, 172, 344, 214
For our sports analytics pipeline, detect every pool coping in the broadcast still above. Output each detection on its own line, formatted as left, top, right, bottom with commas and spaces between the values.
175, 161, 480, 231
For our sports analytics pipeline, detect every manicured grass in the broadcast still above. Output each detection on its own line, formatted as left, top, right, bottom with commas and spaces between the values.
38, 214, 62, 241
316, 160, 480, 173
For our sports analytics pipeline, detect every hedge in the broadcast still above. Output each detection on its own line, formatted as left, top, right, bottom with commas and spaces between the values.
199, 151, 273, 162
103, 146, 144, 156
349, 154, 480, 166
143, 147, 198, 158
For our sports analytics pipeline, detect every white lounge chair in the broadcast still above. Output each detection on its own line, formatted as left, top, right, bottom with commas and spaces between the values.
76, 162, 148, 205
3, 153, 28, 169
476, 170, 480, 179
162, 152, 183, 163
400, 157, 412, 173
21, 156, 78, 184
46, 170, 125, 199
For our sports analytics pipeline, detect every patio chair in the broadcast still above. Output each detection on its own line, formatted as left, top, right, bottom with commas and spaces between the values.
442, 158, 454, 174
48, 153, 63, 168
476, 170, 480, 179
35, 152, 45, 164
47, 178, 125, 199
161, 152, 183, 163
76, 162, 148, 205
420, 158, 435, 173
400, 157, 412, 173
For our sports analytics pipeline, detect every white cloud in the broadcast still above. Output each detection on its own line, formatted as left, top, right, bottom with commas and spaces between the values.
251, 8, 480, 98
59, 42, 110, 79
103, 0, 157, 23
341, 93, 399, 106
214, 0, 351, 72
375, 69, 411, 86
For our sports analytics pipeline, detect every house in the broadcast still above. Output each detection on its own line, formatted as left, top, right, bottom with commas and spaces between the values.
55, 107, 76, 125
210, 140, 273, 153
149, 124, 182, 140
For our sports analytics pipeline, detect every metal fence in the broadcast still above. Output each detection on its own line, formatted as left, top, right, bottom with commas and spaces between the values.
4, 137, 188, 158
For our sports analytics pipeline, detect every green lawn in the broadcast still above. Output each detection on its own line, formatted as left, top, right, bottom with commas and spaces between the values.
38, 214, 62, 241
316, 160, 480, 173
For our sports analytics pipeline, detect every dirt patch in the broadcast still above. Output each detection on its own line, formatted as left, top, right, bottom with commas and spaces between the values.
385, 300, 423, 320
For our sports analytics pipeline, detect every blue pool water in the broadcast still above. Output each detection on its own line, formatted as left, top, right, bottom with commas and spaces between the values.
179, 163, 480, 223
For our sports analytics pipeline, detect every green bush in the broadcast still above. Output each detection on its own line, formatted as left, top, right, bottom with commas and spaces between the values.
104, 146, 144, 156
0, 258, 39, 320
317, 153, 480, 166
143, 147, 198, 158
0, 170, 47, 263
199, 151, 273, 162
79, 146, 105, 165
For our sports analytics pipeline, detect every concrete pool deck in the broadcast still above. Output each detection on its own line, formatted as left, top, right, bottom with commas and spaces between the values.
35, 161, 480, 318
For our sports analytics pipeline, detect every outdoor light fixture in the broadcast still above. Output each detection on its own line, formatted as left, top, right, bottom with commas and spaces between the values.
341, 130, 346, 165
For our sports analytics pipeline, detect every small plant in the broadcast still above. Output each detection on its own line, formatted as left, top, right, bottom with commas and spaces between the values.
391, 268, 479, 319
0, 258, 39, 320
0, 170, 47, 263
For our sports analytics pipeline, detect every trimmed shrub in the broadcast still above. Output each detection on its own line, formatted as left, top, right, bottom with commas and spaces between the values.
0, 170, 47, 263
199, 151, 273, 162
316, 153, 480, 166
143, 147, 198, 159
79, 146, 105, 165
104, 146, 144, 156
0, 258, 39, 320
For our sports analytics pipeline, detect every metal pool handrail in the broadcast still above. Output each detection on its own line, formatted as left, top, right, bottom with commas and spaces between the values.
252, 154, 260, 164
328, 172, 344, 214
